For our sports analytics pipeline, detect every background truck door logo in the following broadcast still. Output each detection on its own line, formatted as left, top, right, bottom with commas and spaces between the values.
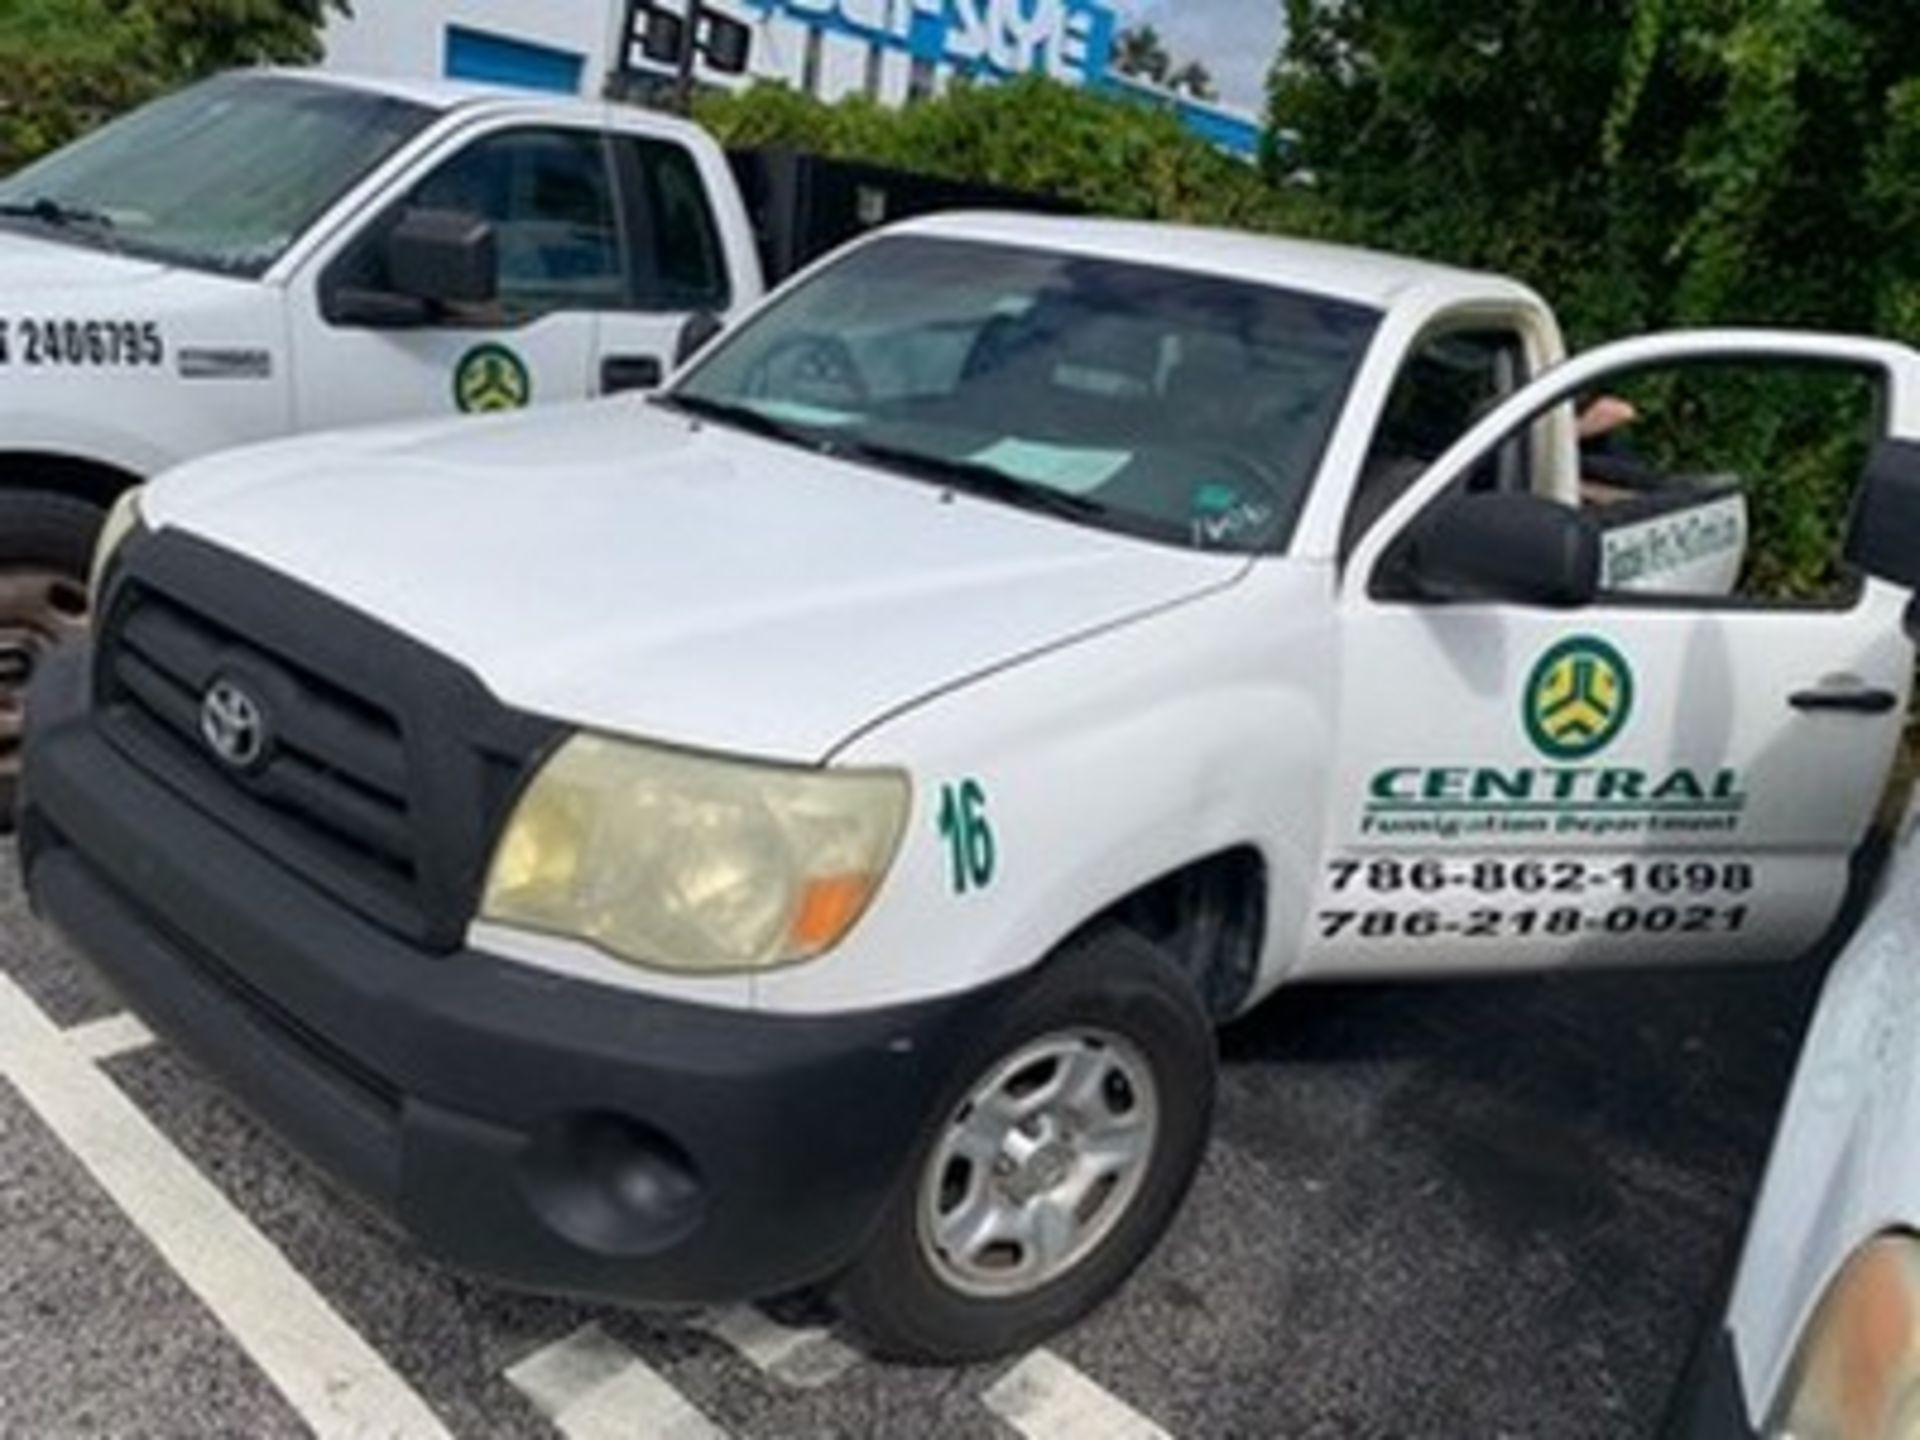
200, 678, 268, 770
1525, 637, 1633, 760
454, 343, 531, 413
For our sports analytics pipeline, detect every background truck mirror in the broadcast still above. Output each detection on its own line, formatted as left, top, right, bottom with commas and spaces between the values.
1395, 492, 1602, 608
701, 13, 752, 75
1844, 440, 1920, 590
638, 8, 683, 64
675, 311, 725, 368
387, 208, 498, 309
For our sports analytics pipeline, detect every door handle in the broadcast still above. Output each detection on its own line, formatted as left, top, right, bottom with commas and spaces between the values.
1790, 685, 1900, 714
601, 354, 664, 394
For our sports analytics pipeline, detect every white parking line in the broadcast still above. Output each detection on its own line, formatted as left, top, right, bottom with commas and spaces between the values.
0, 974, 453, 1440
506, 1323, 728, 1440
64, 1011, 157, 1064
983, 1350, 1171, 1440
692, 1305, 860, 1389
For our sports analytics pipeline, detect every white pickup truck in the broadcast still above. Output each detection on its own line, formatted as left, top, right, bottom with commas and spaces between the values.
21, 212, 1920, 1362
0, 69, 773, 816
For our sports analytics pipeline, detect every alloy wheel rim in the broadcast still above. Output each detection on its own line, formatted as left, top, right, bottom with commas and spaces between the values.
916, 1028, 1160, 1299
0, 568, 90, 774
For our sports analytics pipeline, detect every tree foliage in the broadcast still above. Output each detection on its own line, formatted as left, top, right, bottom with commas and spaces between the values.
697, 76, 1303, 232
0, 0, 347, 173
1269, 0, 1920, 594
1113, 24, 1172, 84
1269, 0, 1920, 345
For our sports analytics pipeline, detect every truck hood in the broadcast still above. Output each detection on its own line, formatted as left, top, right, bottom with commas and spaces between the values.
0, 227, 172, 291
144, 402, 1247, 760
1723, 808, 1920, 1420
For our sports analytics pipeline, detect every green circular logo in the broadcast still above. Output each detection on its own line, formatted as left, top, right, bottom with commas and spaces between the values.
1525, 636, 1634, 760
454, 343, 531, 414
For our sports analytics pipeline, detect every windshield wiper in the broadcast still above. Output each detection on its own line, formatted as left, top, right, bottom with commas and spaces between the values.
0, 197, 117, 232
655, 392, 832, 452
836, 440, 1116, 524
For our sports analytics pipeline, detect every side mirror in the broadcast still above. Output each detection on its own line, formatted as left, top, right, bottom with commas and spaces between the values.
387, 207, 497, 308
326, 208, 498, 329
674, 311, 725, 368
1399, 492, 1602, 607
1845, 440, 1920, 589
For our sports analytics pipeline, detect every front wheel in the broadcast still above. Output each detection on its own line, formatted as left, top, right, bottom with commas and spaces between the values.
0, 490, 103, 830
836, 927, 1216, 1362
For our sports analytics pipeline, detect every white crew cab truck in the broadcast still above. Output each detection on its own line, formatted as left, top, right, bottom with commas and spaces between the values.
0, 69, 772, 816
21, 213, 1920, 1361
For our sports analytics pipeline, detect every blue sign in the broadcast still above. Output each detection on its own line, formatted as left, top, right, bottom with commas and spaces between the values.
753, 0, 1117, 85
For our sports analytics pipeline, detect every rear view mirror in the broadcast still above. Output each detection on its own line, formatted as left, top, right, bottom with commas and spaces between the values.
387, 208, 497, 308
675, 311, 725, 368
1399, 492, 1602, 608
1845, 440, 1920, 590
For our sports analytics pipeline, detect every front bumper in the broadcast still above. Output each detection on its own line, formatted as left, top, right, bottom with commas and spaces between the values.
20, 643, 1002, 1307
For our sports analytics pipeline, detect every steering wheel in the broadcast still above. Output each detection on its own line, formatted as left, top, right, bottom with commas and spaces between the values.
744, 333, 870, 406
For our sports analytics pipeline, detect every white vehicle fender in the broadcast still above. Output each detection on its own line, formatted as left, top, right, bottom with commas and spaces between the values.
1724, 807, 1920, 1421
0, 271, 291, 482
754, 563, 1339, 1016
0, 402, 173, 482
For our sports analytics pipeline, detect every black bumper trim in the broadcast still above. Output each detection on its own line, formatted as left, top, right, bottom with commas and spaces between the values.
22, 643, 1009, 1306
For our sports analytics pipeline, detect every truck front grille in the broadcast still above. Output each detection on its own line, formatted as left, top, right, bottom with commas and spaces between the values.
92, 532, 560, 950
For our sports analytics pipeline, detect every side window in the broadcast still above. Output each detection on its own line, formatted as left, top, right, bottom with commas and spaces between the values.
1568, 362, 1880, 605
618, 138, 731, 312
1344, 328, 1525, 555
328, 126, 626, 323
413, 128, 625, 313
1378, 358, 1883, 608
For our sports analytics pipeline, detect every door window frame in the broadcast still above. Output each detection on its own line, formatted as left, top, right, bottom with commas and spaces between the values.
1343, 333, 1920, 618
608, 134, 732, 314
1341, 320, 1535, 560
316, 121, 636, 332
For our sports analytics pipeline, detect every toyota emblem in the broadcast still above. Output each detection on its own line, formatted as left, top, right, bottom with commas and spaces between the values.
200, 678, 269, 770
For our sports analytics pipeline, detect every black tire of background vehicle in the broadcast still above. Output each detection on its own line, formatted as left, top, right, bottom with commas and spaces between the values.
0, 489, 105, 832
835, 925, 1217, 1362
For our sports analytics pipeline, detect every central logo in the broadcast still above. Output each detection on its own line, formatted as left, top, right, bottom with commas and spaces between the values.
1525, 636, 1633, 760
200, 678, 269, 771
454, 343, 532, 414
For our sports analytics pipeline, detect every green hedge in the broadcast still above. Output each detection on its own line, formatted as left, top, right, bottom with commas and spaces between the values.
696, 77, 1311, 235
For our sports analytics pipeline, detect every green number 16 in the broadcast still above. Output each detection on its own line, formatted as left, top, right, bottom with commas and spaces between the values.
937, 780, 996, 894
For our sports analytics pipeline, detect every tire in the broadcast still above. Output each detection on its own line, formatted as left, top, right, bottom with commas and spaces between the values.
0, 489, 105, 831
836, 926, 1216, 1362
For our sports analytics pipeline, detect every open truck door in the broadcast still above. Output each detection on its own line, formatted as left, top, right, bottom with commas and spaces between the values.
1304, 331, 1920, 981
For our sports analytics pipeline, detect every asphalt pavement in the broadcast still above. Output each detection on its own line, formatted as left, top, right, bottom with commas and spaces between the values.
0, 849, 1823, 1438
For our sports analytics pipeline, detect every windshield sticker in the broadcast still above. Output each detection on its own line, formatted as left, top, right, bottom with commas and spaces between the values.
969, 439, 1129, 495
1191, 482, 1274, 547
0, 318, 163, 368
936, 780, 997, 895
454, 343, 532, 414
749, 398, 860, 429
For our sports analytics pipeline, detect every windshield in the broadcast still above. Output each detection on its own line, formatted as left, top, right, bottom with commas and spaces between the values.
672, 235, 1379, 554
0, 76, 434, 278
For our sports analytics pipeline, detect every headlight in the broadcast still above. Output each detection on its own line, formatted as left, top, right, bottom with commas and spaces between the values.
88, 486, 145, 605
481, 733, 909, 974
1772, 1234, 1920, 1440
